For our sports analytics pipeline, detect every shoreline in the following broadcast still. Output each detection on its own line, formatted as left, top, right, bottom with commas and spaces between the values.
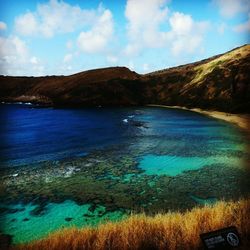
148, 104, 250, 132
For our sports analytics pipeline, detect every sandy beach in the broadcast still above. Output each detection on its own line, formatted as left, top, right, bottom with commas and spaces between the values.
148, 104, 250, 132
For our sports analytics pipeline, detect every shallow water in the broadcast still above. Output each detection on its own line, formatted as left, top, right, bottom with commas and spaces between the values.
0, 104, 249, 244
0, 201, 125, 243
138, 154, 241, 176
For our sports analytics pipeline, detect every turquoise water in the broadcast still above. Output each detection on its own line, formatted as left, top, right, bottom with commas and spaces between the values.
0, 201, 125, 244
0, 105, 249, 244
138, 155, 241, 176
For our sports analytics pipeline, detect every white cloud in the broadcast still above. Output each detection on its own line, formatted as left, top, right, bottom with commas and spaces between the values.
30, 56, 39, 64
0, 36, 28, 63
107, 55, 118, 63
124, 44, 141, 57
167, 12, 210, 56
233, 13, 250, 33
217, 22, 227, 35
125, 0, 169, 55
15, 12, 37, 35
3, 1, 114, 75
213, 0, 250, 35
124, 0, 209, 57
213, 0, 250, 18
0, 36, 44, 76
169, 12, 193, 35
63, 53, 73, 63
171, 35, 202, 56
15, 0, 100, 38
0, 21, 7, 30
77, 9, 113, 53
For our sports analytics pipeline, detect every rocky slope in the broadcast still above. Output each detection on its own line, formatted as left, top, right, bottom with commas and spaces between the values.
0, 44, 249, 112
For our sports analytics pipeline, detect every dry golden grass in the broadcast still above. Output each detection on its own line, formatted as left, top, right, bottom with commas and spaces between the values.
185, 44, 250, 88
13, 199, 250, 250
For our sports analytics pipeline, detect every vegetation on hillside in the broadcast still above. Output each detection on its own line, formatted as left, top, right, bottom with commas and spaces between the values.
13, 199, 250, 250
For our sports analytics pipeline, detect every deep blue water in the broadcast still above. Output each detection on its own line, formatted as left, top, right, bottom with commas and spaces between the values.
0, 104, 246, 168
0, 104, 137, 166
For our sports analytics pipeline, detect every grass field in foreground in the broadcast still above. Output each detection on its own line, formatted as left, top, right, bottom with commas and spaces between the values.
13, 199, 250, 250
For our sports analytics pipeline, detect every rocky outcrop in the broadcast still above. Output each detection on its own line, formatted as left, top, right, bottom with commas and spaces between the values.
0, 45, 249, 113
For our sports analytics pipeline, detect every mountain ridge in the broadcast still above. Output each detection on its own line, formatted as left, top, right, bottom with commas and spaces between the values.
0, 44, 249, 113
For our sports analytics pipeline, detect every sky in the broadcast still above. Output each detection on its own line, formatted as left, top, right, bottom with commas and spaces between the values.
0, 0, 249, 76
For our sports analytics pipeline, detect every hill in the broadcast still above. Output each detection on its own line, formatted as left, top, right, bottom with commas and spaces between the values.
0, 45, 249, 112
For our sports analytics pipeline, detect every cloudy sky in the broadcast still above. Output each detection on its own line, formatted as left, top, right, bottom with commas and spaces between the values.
0, 0, 249, 76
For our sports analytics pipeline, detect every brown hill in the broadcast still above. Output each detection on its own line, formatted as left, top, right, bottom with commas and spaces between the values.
0, 45, 249, 112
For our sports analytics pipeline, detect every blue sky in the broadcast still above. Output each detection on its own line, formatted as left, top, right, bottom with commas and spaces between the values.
0, 0, 249, 76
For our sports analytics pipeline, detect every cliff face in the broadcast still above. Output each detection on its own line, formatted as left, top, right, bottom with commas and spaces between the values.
0, 45, 249, 112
